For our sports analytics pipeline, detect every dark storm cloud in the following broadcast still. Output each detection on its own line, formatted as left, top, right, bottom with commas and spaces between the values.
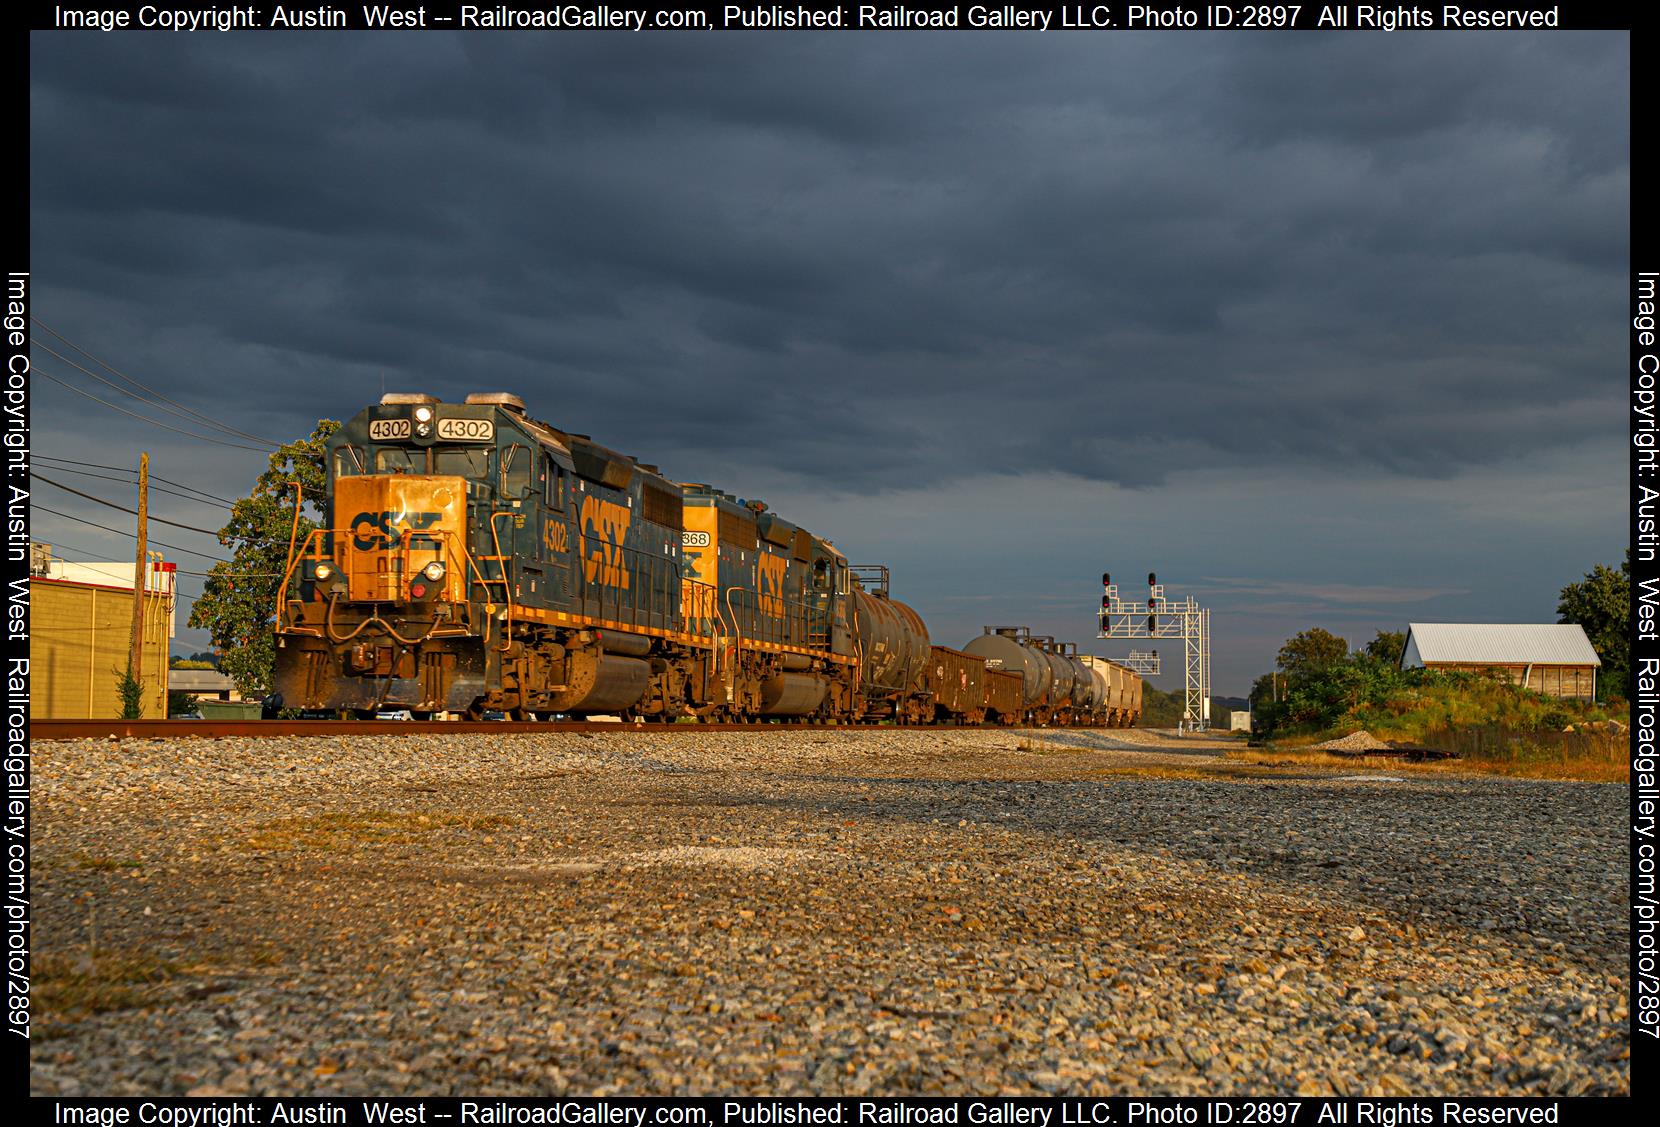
29, 31, 1628, 492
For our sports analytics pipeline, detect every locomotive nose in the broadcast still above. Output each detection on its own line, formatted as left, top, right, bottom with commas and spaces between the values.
333, 474, 466, 603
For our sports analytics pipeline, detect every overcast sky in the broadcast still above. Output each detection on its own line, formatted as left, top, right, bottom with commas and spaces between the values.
28, 30, 1629, 696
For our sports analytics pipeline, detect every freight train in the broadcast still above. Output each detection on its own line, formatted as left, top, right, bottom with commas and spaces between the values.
268, 392, 1142, 726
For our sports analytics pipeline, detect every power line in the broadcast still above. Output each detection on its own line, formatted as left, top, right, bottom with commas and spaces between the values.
30, 318, 285, 447
176, 568, 281, 578
35, 452, 323, 506
30, 473, 225, 536
33, 455, 140, 474
32, 340, 282, 449
36, 455, 247, 508
21, 464, 135, 489
150, 473, 238, 506
29, 504, 229, 563
32, 367, 275, 452
33, 465, 237, 510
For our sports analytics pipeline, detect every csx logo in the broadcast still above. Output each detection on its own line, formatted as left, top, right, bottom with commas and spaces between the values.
351, 510, 442, 551
580, 495, 632, 589
757, 552, 787, 618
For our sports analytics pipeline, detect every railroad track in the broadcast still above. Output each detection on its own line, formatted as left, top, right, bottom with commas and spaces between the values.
29, 718, 957, 740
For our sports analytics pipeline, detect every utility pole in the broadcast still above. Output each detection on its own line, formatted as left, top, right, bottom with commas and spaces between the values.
129, 452, 150, 710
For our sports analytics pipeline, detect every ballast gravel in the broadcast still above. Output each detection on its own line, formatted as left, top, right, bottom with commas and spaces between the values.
28, 726, 1629, 1097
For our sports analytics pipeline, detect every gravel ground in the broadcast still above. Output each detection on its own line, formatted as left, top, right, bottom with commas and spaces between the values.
29, 726, 1629, 1097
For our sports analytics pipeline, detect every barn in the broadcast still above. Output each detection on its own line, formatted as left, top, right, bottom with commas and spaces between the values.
1399, 623, 1600, 701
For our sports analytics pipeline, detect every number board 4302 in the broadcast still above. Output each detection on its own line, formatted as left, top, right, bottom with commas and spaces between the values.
437, 418, 495, 442
368, 418, 411, 441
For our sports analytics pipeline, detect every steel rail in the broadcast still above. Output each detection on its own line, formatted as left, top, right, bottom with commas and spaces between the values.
27, 719, 1030, 740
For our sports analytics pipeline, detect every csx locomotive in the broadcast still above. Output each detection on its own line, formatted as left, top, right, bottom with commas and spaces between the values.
269, 392, 1142, 725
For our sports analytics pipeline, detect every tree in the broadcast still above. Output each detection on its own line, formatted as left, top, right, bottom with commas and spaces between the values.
1276, 627, 1348, 679
1362, 630, 1407, 667
188, 420, 339, 695
1558, 550, 1630, 700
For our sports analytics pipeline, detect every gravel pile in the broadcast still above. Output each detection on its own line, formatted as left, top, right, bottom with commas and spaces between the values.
1307, 730, 1395, 752
30, 728, 1628, 1096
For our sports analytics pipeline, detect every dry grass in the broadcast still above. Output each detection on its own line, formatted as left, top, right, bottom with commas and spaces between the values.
1228, 728, 1629, 784
238, 809, 519, 853
1440, 732, 1629, 783
34, 951, 177, 1028
1226, 748, 1428, 773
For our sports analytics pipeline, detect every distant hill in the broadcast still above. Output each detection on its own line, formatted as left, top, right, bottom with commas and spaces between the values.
1140, 690, 1250, 727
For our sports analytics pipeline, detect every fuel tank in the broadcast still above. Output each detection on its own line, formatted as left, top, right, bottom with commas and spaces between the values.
962, 628, 1050, 708
560, 654, 651, 714
849, 588, 931, 694
759, 672, 829, 716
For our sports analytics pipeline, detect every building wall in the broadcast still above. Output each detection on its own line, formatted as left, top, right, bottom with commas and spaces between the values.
1423, 662, 1596, 701
31, 579, 171, 719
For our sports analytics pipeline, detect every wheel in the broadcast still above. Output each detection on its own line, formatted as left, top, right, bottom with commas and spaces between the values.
410, 711, 433, 722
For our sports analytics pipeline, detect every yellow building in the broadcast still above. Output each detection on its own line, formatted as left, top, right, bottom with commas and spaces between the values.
29, 555, 175, 719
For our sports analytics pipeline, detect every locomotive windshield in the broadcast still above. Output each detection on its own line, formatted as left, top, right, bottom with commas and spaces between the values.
353, 444, 494, 479
374, 447, 421, 474
333, 445, 366, 478
434, 447, 490, 477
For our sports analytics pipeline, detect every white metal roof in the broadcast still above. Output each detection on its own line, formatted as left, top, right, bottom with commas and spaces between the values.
1401, 623, 1601, 668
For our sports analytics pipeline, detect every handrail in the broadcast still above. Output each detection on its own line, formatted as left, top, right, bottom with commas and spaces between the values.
488, 511, 516, 650
275, 525, 492, 634
278, 521, 843, 665
273, 480, 303, 628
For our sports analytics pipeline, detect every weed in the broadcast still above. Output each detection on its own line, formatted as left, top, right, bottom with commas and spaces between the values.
35, 951, 176, 1025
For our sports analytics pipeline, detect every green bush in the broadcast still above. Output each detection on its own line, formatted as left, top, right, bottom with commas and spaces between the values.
115, 662, 144, 720
1249, 650, 1616, 744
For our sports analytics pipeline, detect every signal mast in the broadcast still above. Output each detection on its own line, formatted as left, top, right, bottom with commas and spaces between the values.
1097, 571, 1212, 731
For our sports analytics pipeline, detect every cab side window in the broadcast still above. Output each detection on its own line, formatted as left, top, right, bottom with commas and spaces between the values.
500, 445, 531, 497
544, 458, 564, 511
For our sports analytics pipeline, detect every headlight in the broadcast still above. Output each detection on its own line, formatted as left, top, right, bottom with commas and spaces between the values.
414, 405, 434, 423
416, 422, 432, 437
421, 561, 445, 581
314, 562, 335, 581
